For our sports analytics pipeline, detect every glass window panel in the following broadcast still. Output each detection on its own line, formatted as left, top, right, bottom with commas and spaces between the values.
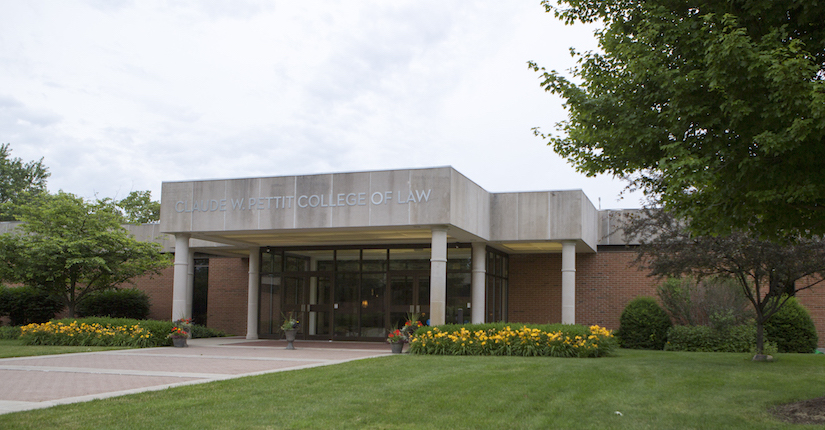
447, 247, 471, 271
285, 254, 309, 272
389, 248, 431, 271
361, 249, 387, 272
334, 272, 360, 337
301, 250, 334, 271
486, 274, 495, 323
446, 273, 471, 324
336, 249, 360, 272
360, 273, 386, 337
261, 251, 282, 274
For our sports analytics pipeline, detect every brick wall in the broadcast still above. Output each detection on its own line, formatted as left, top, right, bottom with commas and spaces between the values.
205, 257, 249, 336
508, 249, 660, 331
795, 278, 825, 348
130, 256, 249, 336
131, 265, 174, 321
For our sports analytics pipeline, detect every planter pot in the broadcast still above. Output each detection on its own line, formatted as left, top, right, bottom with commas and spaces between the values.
391, 342, 404, 354
172, 337, 187, 348
284, 329, 298, 350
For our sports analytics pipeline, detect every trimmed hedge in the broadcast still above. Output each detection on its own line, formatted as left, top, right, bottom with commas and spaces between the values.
408, 323, 616, 357
665, 325, 758, 353
765, 297, 818, 353
616, 297, 672, 350
76, 288, 151, 320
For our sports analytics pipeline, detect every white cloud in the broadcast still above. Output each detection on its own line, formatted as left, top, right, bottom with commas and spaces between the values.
0, 0, 643, 209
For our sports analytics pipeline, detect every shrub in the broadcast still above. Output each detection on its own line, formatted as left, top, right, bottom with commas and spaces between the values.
765, 297, 818, 353
76, 288, 151, 320
190, 324, 226, 339
665, 324, 758, 353
0, 325, 21, 339
657, 277, 751, 329
408, 323, 616, 358
616, 296, 672, 350
0, 285, 64, 326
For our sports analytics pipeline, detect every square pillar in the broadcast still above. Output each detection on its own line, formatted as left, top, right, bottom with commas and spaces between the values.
471, 242, 486, 324
561, 240, 576, 324
247, 247, 261, 340
171, 234, 190, 321
429, 226, 448, 326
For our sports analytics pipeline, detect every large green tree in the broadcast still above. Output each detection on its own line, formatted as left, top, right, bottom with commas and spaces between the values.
0, 143, 50, 221
116, 190, 161, 224
532, 0, 825, 238
0, 192, 171, 317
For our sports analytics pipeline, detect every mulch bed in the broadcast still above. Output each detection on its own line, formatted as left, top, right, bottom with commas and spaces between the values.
772, 396, 825, 425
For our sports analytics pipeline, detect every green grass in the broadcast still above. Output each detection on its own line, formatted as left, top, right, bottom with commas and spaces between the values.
1, 349, 824, 429
0, 339, 128, 358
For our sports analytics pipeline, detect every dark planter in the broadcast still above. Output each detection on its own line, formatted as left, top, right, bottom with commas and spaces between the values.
285, 329, 298, 350
391, 342, 404, 354
172, 337, 187, 348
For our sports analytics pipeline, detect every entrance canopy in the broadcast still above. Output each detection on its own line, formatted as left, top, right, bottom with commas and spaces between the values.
159, 166, 600, 254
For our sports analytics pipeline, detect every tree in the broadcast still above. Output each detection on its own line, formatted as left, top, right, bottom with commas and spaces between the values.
531, 0, 825, 239
625, 209, 825, 357
0, 192, 171, 317
116, 190, 161, 224
0, 143, 50, 221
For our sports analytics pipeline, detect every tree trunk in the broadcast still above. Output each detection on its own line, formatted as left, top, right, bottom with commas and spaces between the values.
755, 319, 764, 356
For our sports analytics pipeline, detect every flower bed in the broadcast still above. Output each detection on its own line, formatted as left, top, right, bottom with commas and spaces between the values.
19, 318, 175, 348
408, 323, 616, 357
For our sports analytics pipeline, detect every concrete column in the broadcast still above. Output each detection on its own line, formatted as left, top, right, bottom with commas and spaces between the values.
471, 242, 486, 324
246, 247, 261, 340
561, 241, 576, 324
171, 234, 190, 321
429, 226, 448, 326
186, 252, 195, 320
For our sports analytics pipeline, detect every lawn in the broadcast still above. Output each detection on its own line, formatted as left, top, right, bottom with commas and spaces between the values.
1, 349, 823, 429
0, 339, 128, 358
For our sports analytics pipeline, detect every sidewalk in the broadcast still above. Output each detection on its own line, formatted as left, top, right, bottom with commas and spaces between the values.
0, 337, 392, 415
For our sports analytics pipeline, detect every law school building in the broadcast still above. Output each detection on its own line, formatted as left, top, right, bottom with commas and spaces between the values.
130, 166, 825, 344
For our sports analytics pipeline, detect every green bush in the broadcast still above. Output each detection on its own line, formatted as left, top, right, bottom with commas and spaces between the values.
76, 288, 151, 320
616, 296, 672, 350
665, 324, 757, 353
190, 324, 226, 339
0, 325, 21, 339
765, 297, 818, 353
0, 285, 64, 326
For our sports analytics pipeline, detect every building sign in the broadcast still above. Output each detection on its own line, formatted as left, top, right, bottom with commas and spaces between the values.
174, 189, 433, 213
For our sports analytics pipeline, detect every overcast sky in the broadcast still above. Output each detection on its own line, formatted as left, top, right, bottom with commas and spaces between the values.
1, 0, 644, 210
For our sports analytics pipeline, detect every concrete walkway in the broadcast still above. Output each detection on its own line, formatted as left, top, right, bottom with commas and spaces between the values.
0, 337, 393, 415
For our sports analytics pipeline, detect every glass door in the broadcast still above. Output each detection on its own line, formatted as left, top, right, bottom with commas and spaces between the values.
389, 273, 430, 329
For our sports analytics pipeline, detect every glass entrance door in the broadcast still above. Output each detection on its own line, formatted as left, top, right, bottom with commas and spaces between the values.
389, 273, 430, 329
282, 274, 333, 340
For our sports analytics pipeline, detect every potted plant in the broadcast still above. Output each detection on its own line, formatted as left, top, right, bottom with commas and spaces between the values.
168, 326, 189, 347
281, 313, 300, 350
386, 328, 406, 353
387, 314, 424, 353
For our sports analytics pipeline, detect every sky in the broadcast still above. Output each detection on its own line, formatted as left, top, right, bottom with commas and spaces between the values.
1, 0, 645, 210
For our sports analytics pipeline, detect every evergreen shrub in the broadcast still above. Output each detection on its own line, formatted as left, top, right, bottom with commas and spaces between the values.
616, 296, 672, 350
765, 297, 818, 353
0, 285, 64, 326
76, 288, 151, 320
665, 324, 756, 352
